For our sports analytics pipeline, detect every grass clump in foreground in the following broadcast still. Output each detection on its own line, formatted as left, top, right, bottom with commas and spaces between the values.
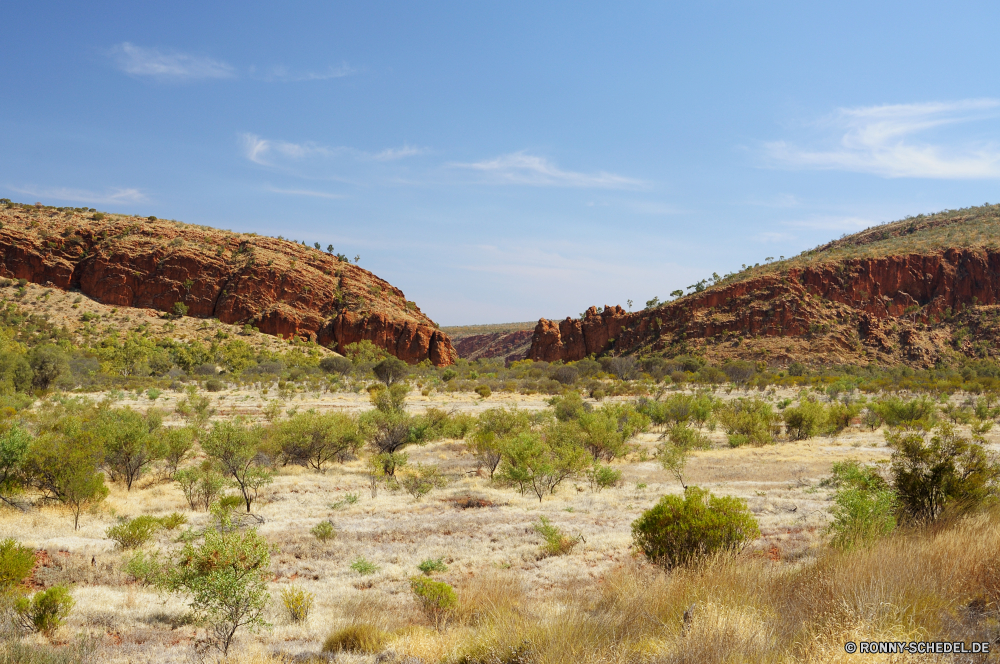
322, 623, 391, 654
448, 511, 1000, 663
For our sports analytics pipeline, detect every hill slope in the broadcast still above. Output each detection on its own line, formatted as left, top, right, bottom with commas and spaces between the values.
528, 205, 1000, 368
0, 201, 456, 365
442, 322, 536, 362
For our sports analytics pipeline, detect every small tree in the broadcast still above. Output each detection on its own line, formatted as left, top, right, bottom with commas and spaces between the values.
96, 408, 164, 491
0, 424, 29, 510
887, 423, 999, 523
497, 430, 589, 502
470, 407, 531, 479
162, 427, 196, 477
824, 460, 896, 550
201, 419, 272, 512
373, 356, 409, 386
272, 411, 362, 471
25, 430, 108, 530
631, 486, 759, 568
162, 517, 271, 655
410, 576, 457, 631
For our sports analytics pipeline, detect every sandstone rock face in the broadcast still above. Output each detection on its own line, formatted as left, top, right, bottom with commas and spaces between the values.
528, 250, 1000, 365
0, 207, 456, 365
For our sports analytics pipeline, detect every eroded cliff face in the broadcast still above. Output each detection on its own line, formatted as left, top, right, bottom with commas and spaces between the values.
0, 206, 456, 365
528, 249, 1000, 367
453, 330, 534, 363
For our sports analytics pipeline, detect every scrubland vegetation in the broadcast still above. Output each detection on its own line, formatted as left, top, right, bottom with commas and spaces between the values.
0, 290, 999, 662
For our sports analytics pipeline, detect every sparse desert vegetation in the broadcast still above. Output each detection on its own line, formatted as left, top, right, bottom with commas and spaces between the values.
2, 203, 1000, 662
1, 316, 999, 661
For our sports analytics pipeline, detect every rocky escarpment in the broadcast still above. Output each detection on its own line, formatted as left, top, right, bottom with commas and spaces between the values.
0, 203, 456, 365
529, 248, 1000, 367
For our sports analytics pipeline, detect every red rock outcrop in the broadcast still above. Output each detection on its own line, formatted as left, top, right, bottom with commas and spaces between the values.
528, 249, 1000, 366
0, 204, 456, 365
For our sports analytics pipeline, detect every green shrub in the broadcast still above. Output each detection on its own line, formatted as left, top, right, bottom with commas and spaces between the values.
172, 301, 189, 317
533, 516, 581, 557
205, 378, 223, 392
782, 398, 827, 440
106, 515, 161, 550
631, 486, 760, 568
310, 520, 336, 542
716, 398, 778, 447
280, 585, 314, 623
398, 463, 448, 500
322, 623, 390, 653
474, 384, 491, 399
13, 585, 74, 636
157, 512, 188, 530
887, 423, 1000, 523
330, 493, 359, 510
872, 396, 936, 430
587, 463, 623, 491
350, 557, 379, 575
824, 460, 897, 550
161, 517, 271, 655
0, 538, 36, 589
410, 576, 457, 630
417, 557, 448, 575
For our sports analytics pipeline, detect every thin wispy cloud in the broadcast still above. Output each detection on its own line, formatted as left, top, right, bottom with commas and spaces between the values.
259, 63, 355, 82
264, 186, 345, 199
112, 42, 235, 80
451, 152, 646, 189
9, 185, 147, 205
765, 99, 1000, 179
241, 133, 423, 166
370, 145, 425, 161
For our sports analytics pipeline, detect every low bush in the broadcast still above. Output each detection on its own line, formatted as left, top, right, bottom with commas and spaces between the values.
410, 576, 457, 631
350, 557, 379, 575
204, 378, 223, 392
398, 463, 448, 501
280, 585, 314, 623
533, 516, 581, 557
782, 398, 827, 440
474, 384, 491, 399
157, 513, 188, 530
887, 423, 1000, 523
417, 557, 448, 575
587, 463, 623, 491
323, 623, 390, 653
12, 585, 74, 636
0, 538, 35, 589
310, 520, 336, 542
631, 486, 760, 568
716, 398, 778, 447
106, 515, 161, 550
824, 460, 897, 550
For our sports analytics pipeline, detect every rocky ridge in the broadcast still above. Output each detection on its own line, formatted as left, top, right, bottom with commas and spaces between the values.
0, 203, 456, 365
529, 213, 1000, 368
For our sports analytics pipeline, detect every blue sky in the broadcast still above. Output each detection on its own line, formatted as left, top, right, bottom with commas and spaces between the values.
3, 2, 1000, 325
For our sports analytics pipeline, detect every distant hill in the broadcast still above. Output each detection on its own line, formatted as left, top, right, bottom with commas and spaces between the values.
442, 321, 536, 363
0, 200, 456, 365
528, 204, 1000, 368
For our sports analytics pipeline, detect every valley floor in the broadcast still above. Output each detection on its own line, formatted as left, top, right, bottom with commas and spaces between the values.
5, 387, 997, 663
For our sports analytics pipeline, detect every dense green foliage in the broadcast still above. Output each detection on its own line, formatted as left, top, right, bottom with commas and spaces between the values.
631, 486, 760, 568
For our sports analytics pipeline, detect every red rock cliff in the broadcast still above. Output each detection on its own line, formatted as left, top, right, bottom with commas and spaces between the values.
528, 249, 1000, 364
0, 205, 456, 365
